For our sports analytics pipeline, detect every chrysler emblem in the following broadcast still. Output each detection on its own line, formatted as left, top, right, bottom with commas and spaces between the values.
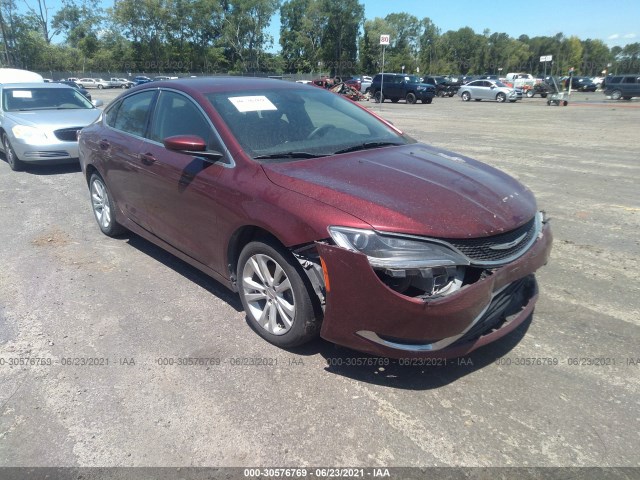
488, 232, 527, 250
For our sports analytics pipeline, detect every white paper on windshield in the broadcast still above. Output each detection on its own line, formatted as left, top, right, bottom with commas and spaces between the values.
229, 96, 277, 113
12, 90, 32, 98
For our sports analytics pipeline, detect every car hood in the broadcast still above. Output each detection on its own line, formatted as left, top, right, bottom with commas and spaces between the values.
262, 144, 537, 238
4, 109, 101, 130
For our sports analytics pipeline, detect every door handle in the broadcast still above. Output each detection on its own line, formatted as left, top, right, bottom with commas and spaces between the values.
140, 152, 156, 166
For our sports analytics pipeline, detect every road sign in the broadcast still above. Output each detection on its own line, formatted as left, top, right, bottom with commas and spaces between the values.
540, 55, 553, 62
380, 35, 390, 45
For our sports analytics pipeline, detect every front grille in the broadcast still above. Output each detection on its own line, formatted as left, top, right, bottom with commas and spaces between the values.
53, 127, 81, 142
445, 216, 537, 264
451, 275, 535, 347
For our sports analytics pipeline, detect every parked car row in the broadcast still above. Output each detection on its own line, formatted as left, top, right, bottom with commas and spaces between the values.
0, 71, 552, 360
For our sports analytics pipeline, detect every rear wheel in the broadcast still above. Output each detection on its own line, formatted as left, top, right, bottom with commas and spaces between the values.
461, 91, 471, 101
496, 92, 506, 103
238, 240, 320, 348
405, 92, 416, 104
526, 90, 534, 98
89, 173, 126, 237
2, 133, 24, 171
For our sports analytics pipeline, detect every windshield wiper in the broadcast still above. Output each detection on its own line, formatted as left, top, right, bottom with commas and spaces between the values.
333, 141, 404, 155
253, 151, 328, 160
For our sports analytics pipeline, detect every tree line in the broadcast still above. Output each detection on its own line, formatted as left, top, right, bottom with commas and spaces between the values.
1, 0, 639, 77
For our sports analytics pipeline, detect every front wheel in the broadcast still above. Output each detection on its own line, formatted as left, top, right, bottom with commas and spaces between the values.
2, 133, 24, 171
238, 240, 320, 348
121, 84, 127, 89
610, 90, 622, 100
97, 84, 103, 89
373, 91, 384, 103
89, 173, 126, 237
526, 90, 534, 98
461, 91, 471, 101
496, 92, 506, 103
405, 92, 417, 104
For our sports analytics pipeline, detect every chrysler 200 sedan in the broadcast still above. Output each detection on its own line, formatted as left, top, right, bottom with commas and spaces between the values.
78, 77, 552, 359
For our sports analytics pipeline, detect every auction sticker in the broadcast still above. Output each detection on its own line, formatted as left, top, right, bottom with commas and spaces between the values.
229, 95, 277, 112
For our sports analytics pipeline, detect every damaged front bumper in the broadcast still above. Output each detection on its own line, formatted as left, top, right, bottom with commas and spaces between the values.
316, 222, 552, 359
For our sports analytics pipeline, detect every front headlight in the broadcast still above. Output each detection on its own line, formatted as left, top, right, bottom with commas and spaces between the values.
328, 226, 469, 269
12, 125, 49, 144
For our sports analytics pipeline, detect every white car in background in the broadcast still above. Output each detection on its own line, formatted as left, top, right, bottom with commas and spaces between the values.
78, 78, 111, 89
458, 79, 520, 103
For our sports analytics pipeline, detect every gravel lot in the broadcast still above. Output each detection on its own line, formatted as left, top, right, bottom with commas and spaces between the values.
1, 86, 639, 471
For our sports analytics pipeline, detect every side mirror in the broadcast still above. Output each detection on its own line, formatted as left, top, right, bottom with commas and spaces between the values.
163, 135, 223, 162
92, 99, 104, 107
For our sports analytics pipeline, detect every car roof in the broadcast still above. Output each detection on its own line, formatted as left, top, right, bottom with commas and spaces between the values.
0, 82, 73, 89
133, 76, 307, 95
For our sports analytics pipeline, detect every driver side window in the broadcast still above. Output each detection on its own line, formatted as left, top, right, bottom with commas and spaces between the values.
149, 91, 217, 150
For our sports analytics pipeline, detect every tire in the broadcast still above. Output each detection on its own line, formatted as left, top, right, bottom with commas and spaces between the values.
461, 91, 471, 101
2, 133, 25, 171
121, 84, 127, 89
97, 84, 103, 89
547, 100, 551, 106
391, 97, 400, 103
405, 92, 417, 104
474, 99, 482, 102
541, 93, 547, 98
496, 92, 506, 103
89, 173, 126, 237
373, 91, 384, 103
526, 90, 534, 98
422, 97, 433, 104
238, 240, 320, 348
623, 97, 632, 100
562, 100, 568, 106
437, 90, 445, 97
610, 90, 622, 100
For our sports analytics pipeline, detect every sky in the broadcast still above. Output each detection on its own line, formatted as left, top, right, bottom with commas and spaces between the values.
267, 0, 640, 50
29, 0, 640, 50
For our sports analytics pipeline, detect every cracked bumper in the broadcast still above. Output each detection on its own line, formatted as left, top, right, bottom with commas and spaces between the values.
316, 223, 552, 358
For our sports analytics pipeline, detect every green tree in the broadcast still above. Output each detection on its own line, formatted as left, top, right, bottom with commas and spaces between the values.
280, 0, 323, 73
319, 0, 363, 76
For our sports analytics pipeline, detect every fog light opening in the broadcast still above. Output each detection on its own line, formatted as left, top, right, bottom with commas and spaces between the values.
376, 266, 466, 298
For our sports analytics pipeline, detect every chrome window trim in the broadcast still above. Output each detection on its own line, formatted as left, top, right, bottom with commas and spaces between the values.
103, 87, 235, 169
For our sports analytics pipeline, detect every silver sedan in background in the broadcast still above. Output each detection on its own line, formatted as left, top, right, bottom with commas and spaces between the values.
0, 83, 103, 171
458, 79, 520, 102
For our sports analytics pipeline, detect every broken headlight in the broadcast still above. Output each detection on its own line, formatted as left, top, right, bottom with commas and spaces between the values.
328, 226, 472, 297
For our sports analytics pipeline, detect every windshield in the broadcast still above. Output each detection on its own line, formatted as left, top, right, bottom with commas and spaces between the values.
3, 87, 93, 111
495, 81, 509, 88
206, 87, 411, 161
405, 75, 421, 83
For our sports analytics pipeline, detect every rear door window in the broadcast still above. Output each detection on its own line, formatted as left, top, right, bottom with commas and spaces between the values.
110, 91, 156, 137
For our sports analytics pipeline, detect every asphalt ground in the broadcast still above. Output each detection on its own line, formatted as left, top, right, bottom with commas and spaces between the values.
0, 86, 639, 472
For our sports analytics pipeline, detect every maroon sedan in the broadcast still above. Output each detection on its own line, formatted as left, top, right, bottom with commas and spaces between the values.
78, 77, 552, 359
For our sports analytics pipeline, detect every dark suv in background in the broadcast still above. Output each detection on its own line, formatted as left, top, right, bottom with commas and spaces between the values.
370, 73, 436, 104
422, 75, 459, 97
604, 74, 640, 100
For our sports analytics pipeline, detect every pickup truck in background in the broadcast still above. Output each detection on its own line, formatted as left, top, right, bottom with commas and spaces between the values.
504, 73, 536, 95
